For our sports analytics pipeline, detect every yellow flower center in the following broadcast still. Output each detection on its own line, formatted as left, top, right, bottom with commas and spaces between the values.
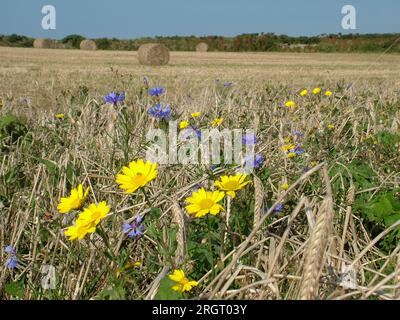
71, 198, 83, 209
132, 173, 147, 186
91, 210, 102, 220
199, 199, 214, 209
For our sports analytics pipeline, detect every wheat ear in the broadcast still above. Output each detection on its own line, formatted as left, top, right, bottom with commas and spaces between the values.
253, 175, 264, 229
299, 166, 334, 300
172, 202, 188, 266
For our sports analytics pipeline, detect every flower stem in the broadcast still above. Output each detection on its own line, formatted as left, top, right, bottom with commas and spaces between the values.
141, 187, 153, 207
224, 196, 231, 245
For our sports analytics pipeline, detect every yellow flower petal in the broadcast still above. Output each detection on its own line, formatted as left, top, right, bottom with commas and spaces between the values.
116, 160, 158, 194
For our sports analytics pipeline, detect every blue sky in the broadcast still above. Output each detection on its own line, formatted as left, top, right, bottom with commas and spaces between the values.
0, 0, 399, 39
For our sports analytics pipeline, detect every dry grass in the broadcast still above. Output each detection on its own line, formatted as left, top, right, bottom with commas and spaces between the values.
0, 47, 399, 300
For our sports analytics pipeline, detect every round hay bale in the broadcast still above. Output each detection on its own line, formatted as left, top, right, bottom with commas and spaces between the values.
137, 43, 170, 66
33, 38, 51, 49
80, 39, 97, 50
196, 42, 209, 52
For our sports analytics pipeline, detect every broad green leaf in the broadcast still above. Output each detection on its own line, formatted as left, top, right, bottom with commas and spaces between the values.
5, 280, 25, 299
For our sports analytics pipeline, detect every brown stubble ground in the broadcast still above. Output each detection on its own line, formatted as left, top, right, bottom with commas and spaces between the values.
1, 47, 400, 118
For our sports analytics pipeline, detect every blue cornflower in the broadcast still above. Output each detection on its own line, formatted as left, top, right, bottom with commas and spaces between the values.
20, 97, 30, 105
182, 127, 201, 139
4, 245, 18, 269
147, 103, 171, 119
290, 145, 305, 156
5, 256, 18, 269
148, 86, 165, 97
4, 245, 16, 255
264, 204, 284, 214
104, 92, 125, 105
244, 153, 265, 169
123, 215, 145, 238
292, 130, 304, 137
242, 133, 258, 145
143, 76, 149, 86
193, 183, 203, 191
192, 127, 201, 138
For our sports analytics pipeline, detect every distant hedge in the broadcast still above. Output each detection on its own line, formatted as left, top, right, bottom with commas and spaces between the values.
62, 34, 86, 49
1, 33, 400, 53
0, 34, 33, 47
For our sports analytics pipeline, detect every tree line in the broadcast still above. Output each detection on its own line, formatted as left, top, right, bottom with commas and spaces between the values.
1, 33, 400, 53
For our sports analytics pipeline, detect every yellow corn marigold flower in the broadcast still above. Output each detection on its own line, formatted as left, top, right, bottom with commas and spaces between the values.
191, 112, 201, 118
325, 90, 333, 97
281, 144, 295, 152
284, 137, 293, 144
64, 221, 91, 241
57, 184, 89, 214
185, 188, 225, 218
77, 201, 110, 227
65, 201, 110, 241
168, 269, 199, 293
310, 161, 318, 167
312, 87, 321, 95
179, 120, 189, 129
284, 100, 297, 108
116, 159, 158, 194
327, 124, 335, 130
280, 183, 289, 190
126, 260, 143, 269
287, 152, 297, 158
116, 260, 142, 277
55, 113, 65, 119
211, 117, 224, 127
300, 89, 308, 96
214, 174, 250, 199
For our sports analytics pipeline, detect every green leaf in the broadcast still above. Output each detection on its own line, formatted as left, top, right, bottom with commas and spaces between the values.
348, 160, 377, 189
146, 223, 158, 238
34, 157, 59, 177
154, 277, 183, 300
384, 213, 400, 226
0, 114, 19, 128
66, 163, 75, 185
355, 190, 400, 226
97, 285, 126, 300
4, 167, 19, 184
5, 280, 25, 299
376, 131, 400, 153
371, 196, 393, 220
150, 207, 162, 218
